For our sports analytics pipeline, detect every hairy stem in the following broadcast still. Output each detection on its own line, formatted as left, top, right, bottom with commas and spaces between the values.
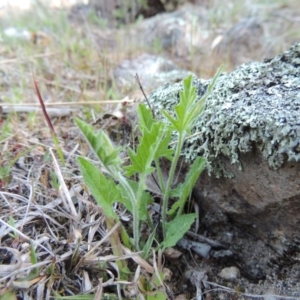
161, 132, 185, 239
115, 172, 140, 250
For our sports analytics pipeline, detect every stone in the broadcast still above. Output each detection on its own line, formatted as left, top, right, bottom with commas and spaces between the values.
135, 4, 210, 57
218, 266, 240, 281
177, 238, 211, 259
213, 18, 264, 68
113, 53, 193, 93
86, 0, 193, 25
147, 43, 300, 280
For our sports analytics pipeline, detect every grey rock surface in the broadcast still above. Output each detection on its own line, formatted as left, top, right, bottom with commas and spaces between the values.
113, 53, 193, 93
149, 43, 300, 177
135, 5, 210, 57
148, 43, 300, 280
214, 18, 265, 67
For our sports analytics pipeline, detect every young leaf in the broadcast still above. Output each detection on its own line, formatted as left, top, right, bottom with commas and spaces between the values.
138, 103, 174, 160
125, 122, 165, 176
162, 213, 197, 250
138, 103, 156, 131
75, 118, 122, 169
154, 127, 174, 161
169, 157, 206, 215
117, 179, 153, 221
162, 69, 222, 135
181, 75, 197, 108
175, 75, 197, 124
188, 66, 223, 123
161, 109, 180, 132
77, 157, 120, 219
160, 75, 197, 134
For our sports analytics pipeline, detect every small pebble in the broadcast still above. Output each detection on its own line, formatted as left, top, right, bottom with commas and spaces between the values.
218, 266, 240, 280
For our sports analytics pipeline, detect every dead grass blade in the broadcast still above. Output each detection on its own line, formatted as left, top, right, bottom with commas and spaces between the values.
0, 248, 22, 277
0, 219, 54, 257
49, 148, 77, 218
122, 246, 154, 273
93, 278, 103, 300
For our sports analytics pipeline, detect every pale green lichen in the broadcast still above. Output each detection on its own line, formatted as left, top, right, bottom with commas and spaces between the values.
148, 43, 300, 177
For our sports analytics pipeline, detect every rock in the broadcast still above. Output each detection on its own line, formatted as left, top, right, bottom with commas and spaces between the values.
135, 5, 210, 57
218, 266, 240, 281
177, 238, 211, 259
147, 43, 300, 280
87, 0, 143, 25
164, 247, 183, 260
86, 0, 194, 25
174, 295, 188, 300
213, 18, 264, 68
113, 53, 193, 93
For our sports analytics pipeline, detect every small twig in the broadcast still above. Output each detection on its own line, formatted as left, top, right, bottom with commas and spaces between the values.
0, 51, 61, 65
1, 100, 134, 106
186, 231, 227, 249
203, 281, 300, 299
135, 73, 155, 118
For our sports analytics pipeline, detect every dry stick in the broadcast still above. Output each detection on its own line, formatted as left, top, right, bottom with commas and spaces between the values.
203, 281, 300, 299
0, 51, 61, 65
186, 231, 226, 249
1, 100, 135, 106
135, 73, 155, 118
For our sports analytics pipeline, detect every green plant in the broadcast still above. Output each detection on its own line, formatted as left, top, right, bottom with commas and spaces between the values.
8, 217, 19, 240
49, 170, 60, 191
75, 70, 221, 273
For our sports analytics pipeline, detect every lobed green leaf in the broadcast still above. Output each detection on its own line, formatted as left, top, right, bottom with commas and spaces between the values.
77, 157, 120, 219
75, 118, 122, 169
125, 122, 165, 176
138, 103, 156, 131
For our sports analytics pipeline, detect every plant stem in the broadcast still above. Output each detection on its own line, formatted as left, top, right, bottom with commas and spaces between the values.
161, 132, 185, 239
154, 158, 166, 195
133, 172, 148, 250
106, 217, 128, 280
115, 172, 141, 251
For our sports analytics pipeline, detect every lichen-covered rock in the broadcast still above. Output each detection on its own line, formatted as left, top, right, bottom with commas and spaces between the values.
148, 43, 300, 280
149, 43, 300, 177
